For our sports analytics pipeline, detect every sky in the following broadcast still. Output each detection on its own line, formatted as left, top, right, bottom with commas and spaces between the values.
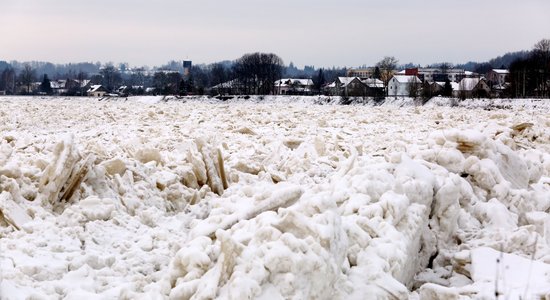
1, 0, 549, 68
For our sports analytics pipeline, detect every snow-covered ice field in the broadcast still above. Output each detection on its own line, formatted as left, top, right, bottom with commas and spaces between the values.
1, 96, 549, 299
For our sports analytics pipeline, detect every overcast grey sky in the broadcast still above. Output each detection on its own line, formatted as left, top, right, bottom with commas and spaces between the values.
1, 0, 549, 68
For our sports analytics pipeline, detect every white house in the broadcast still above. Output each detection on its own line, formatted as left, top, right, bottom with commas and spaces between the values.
454, 78, 491, 98
87, 85, 107, 97
274, 78, 314, 95
486, 69, 510, 86
388, 75, 422, 97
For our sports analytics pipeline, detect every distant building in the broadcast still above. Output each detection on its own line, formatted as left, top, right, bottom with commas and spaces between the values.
87, 85, 107, 97
424, 81, 444, 96
117, 85, 144, 95
486, 69, 510, 86
388, 75, 422, 97
362, 78, 385, 98
346, 68, 373, 79
401, 68, 475, 83
485, 69, 510, 97
454, 78, 491, 98
334, 77, 366, 97
46, 79, 90, 95
50, 80, 67, 95
323, 77, 385, 97
274, 78, 314, 95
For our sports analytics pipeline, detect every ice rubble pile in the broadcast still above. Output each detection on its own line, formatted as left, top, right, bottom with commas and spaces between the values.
0, 134, 227, 217
164, 121, 550, 299
0, 131, 232, 298
0, 98, 549, 299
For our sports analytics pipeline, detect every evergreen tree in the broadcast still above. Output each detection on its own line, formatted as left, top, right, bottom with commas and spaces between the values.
313, 69, 326, 93
40, 74, 53, 94
186, 75, 195, 94
443, 79, 453, 97
373, 66, 381, 79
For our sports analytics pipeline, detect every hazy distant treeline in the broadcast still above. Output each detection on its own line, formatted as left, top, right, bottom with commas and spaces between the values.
0, 48, 533, 83
0, 40, 547, 98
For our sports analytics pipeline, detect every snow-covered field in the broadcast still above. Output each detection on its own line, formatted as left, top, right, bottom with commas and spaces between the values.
1, 96, 549, 299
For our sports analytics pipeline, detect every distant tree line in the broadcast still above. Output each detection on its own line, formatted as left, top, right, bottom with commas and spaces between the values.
508, 39, 550, 98
455, 51, 531, 74
2, 39, 547, 98
0, 53, 348, 96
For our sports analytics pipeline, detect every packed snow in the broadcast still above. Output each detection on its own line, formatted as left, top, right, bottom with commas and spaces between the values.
0, 96, 549, 299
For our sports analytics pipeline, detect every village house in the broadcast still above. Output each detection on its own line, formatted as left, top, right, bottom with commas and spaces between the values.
87, 85, 108, 97
49, 80, 67, 95
333, 77, 366, 97
362, 78, 385, 98
274, 78, 314, 95
486, 69, 510, 86
454, 78, 491, 98
117, 85, 145, 96
423, 81, 444, 96
321, 82, 336, 95
387, 75, 422, 97
145, 87, 157, 95
47, 79, 91, 95
486, 69, 510, 97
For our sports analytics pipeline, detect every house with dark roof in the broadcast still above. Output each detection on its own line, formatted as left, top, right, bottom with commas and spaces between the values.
362, 78, 385, 98
334, 77, 366, 97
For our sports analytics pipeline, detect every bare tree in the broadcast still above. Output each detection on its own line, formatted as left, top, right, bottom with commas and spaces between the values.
166, 72, 182, 95
533, 38, 550, 97
153, 72, 167, 95
100, 64, 121, 92
1, 68, 17, 94
77, 71, 88, 96
408, 76, 419, 100
534, 39, 550, 55
210, 63, 227, 86
19, 64, 35, 94
376, 56, 398, 96
233, 53, 284, 95
439, 62, 452, 73
130, 69, 145, 87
